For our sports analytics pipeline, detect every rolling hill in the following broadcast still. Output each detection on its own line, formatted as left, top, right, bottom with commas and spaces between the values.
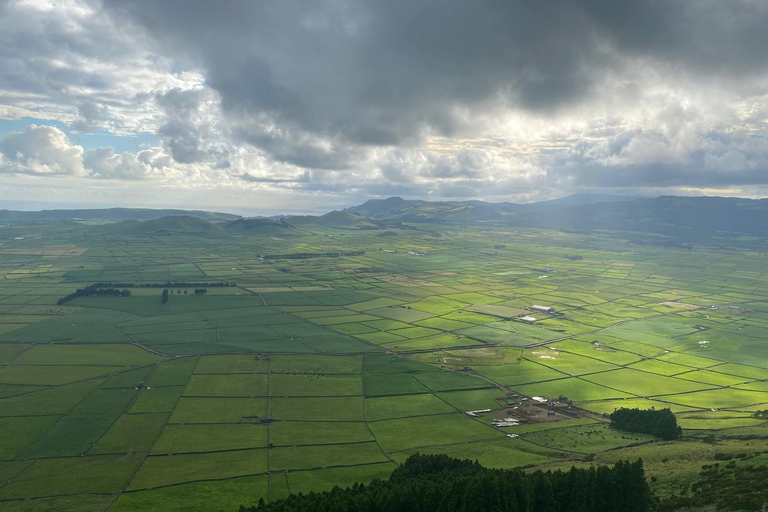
0, 207, 239, 224
122, 216, 228, 236
346, 195, 768, 239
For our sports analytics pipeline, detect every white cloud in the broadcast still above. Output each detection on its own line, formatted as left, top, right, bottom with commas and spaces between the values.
0, 0, 768, 210
0, 124, 86, 176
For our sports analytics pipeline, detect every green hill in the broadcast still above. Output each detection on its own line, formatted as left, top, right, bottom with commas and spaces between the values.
223, 218, 295, 235
0, 207, 238, 224
123, 216, 227, 236
312, 210, 381, 229
347, 195, 768, 240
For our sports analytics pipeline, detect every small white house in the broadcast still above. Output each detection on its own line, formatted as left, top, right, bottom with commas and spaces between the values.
519, 316, 537, 323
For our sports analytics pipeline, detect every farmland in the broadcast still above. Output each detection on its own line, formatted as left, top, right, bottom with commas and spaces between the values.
0, 218, 767, 511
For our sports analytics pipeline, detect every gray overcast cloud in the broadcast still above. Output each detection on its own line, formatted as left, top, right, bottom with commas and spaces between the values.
1, 0, 767, 213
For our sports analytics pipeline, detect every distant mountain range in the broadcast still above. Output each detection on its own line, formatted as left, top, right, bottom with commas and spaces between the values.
0, 207, 239, 224
3, 194, 768, 240
343, 195, 768, 239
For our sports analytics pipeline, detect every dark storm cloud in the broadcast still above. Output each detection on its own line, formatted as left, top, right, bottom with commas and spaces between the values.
0, 1, 139, 103
100, 1, 601, 156
99, 0, 768, 174
155, 89, 209, 164
582, 1, 768, 78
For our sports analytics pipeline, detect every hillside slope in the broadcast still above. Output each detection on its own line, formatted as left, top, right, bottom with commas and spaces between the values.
347, 195, 768, 238
0, 207, 239, 224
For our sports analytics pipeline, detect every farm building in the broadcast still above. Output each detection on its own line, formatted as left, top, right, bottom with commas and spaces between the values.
531, 305, 554, 313
519, 316, 536, 323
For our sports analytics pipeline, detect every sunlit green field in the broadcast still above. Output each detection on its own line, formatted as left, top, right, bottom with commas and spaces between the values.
0, 221, 766, 510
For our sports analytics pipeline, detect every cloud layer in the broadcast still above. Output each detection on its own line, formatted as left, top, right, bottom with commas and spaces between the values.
1, 0, 768, 210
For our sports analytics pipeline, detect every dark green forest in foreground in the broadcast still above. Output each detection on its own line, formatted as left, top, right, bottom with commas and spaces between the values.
241, 454, 653, 512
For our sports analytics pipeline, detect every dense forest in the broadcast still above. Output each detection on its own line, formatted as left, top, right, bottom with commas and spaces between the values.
241, 454, 653, 512
610, 408, 682, 440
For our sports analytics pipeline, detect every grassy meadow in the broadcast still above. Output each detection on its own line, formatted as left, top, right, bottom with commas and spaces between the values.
0, 220, 766, 510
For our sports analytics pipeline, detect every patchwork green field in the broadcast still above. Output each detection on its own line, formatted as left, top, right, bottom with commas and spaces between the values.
0, 219, 767, 511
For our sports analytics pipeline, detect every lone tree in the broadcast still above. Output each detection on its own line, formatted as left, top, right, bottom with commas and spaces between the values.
162, 288, 169, 304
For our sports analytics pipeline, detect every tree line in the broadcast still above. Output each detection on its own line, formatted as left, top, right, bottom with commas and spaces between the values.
87, 281, 235, 288
610, 408, 681, 440
57, 284, 131, 305
262, 251, 365, 260
240, 453, 653, 512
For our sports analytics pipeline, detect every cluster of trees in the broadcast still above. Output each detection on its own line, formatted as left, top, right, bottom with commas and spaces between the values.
241, 454, 653, 512
57, 284, 131, 305
610, 408, 682, 440
164, 288, 207, 296
564, 255, 583, 260
263, 251, 365, 260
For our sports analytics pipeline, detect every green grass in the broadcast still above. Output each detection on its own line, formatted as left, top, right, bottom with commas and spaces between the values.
514, 378, 633, 402
270, 421, 374, 446
170, 397, 267, 423
673, 369, 752, 387
521, 424, 656, 453
12, 344, 160, 366
89, 413, 169, 455
270, 374, 362, 396
412, 370, 495, 392
392, 438, 560, 469
110, 474, 270, 512
271, 442, 389, 471
370, 414, 502, 452
363, 354, 434, 373
363, 373, 429, 396
0, 415, 59, 459
270, 396, 365, 421
152, 423, 269, 454
127, 449, 269, 490
0, 495, 114, 512
582, 369, 714, 397
270, 354, 363, 374
285, 463, 395, 496
436, 388, 508, 411
183, 373, 267, 397
3, 216, 768, 509
0, 453, 145, 499
194, 354, 269, 374
103, 366, 154, 388
473, 361, 568, 386
662, 388, 768, 409
0, 379, 102, 416
130, 386, 184, 413
149, 357, 198, 386
0, 365, 122, 385
366, 393, 455, 421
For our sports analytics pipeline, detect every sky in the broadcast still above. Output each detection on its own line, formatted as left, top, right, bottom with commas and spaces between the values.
1, 0, 767, 215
